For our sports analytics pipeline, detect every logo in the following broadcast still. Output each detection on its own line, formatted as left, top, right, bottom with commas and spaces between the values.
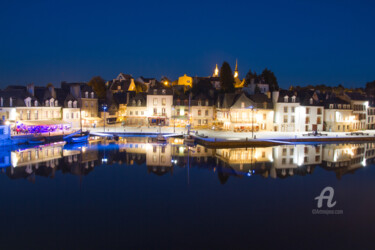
312, 186, 343, 215
314, 186, 336, 208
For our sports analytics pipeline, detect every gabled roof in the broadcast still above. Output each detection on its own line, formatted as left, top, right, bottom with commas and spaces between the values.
230, 92, 255, 109
216, 93, 238, 109
248, 93, 274, 109
277, 90, 300, 103
128, 93, 147, 107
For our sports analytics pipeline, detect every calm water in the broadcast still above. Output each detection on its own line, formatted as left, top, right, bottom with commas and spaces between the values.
1, 138, 375, 249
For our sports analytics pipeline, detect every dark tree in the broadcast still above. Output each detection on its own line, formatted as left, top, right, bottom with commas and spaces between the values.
261, 68, 279, 91
245, 69, 257, 85
220, 62, 235, 93
88, 76, 106, 99
365, 80, 375, 97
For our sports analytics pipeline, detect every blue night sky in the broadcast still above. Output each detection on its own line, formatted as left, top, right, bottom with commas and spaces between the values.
0, 0, 374, 89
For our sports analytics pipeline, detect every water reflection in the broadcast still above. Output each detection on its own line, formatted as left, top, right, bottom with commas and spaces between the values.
1, 138, 375, 183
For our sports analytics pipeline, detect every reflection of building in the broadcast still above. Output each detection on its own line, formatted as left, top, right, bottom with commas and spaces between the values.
6, 142, 99, 181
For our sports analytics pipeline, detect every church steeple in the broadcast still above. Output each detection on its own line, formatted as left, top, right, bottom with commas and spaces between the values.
213, 64, 219, 77
234, 59, 239, 78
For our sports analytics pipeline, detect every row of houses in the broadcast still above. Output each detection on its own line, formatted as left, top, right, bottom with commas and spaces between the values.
1, 69, 374, 133
104, 72, 375, 132
0, 82, 99, 131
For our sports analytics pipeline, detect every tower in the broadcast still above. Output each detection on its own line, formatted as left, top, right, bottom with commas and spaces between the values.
234, 59, 239, 78
213, 64, 219, 77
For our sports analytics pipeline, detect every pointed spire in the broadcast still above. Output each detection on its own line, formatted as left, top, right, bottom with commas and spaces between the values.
234, 59, 239, 78
213, 64, 219, 77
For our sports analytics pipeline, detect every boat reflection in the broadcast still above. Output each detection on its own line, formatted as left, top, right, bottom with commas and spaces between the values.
1, 137, 374, 183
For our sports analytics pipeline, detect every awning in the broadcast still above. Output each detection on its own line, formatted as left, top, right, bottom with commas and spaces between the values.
19, 120, 71, 126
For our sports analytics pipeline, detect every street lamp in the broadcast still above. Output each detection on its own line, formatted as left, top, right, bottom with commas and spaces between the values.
172, 107, 176, 133
102, 104, 108, 132
248, 105, 256, 139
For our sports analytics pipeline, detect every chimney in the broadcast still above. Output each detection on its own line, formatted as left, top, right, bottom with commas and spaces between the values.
27, 83, 34, 96
48, 85, 56, 98
272, 91, 279, 105
70, 84, 80, 99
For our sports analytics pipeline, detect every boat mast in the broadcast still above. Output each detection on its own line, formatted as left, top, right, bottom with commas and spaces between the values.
188, 92, 191, 135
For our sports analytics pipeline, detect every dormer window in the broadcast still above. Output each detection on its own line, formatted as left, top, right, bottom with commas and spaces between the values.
34, 100, 38, 107
46, 100, 49, 106
55, 100, 58, 106
68, 101, 72, 108
329, 104, 333, 109
73, 101, 77, 108
198, 100, 202, 106
91, 92, 94, 98
85, 92, 88, 98
309, 98, 313, 105
177, 100, 180, 106
338, 104, 341, 109
284, 96, 288, 103
50, 99, 54, 107
153, 89, 157, 95
292, 96, 296, 103
205, 100, 209, 106
132, 100, 136, 106
162, 89, 166, 94
137, 100, 141, 106
0, 97, 3, 107
9, 98, 13, 107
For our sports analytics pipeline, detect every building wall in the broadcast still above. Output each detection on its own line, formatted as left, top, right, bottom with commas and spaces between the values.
17, 107, 62, 121
191, 106, 214, 128
295, 106, 324, 132
63, 108, 81, 128
146, 95, 173, 124
324, 109, 355, 132
274, 102, 300, 132
125, 106, 148, 126
367, 107, 375, 129
81, 98, 98, 118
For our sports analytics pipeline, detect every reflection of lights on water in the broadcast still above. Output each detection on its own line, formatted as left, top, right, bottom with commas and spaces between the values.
102, 158, 108, 163
362, 158, 366, 167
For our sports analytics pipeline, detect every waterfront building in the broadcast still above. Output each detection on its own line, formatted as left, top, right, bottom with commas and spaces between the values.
125, 93, 148, 126
272, 90, 301, 132
61, 82, 100, 128
367, 106, 375, 129
146, 87, 173, 126
323, 95, 355, 132
340, 92, 369, 130
297, 91, 325, 132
